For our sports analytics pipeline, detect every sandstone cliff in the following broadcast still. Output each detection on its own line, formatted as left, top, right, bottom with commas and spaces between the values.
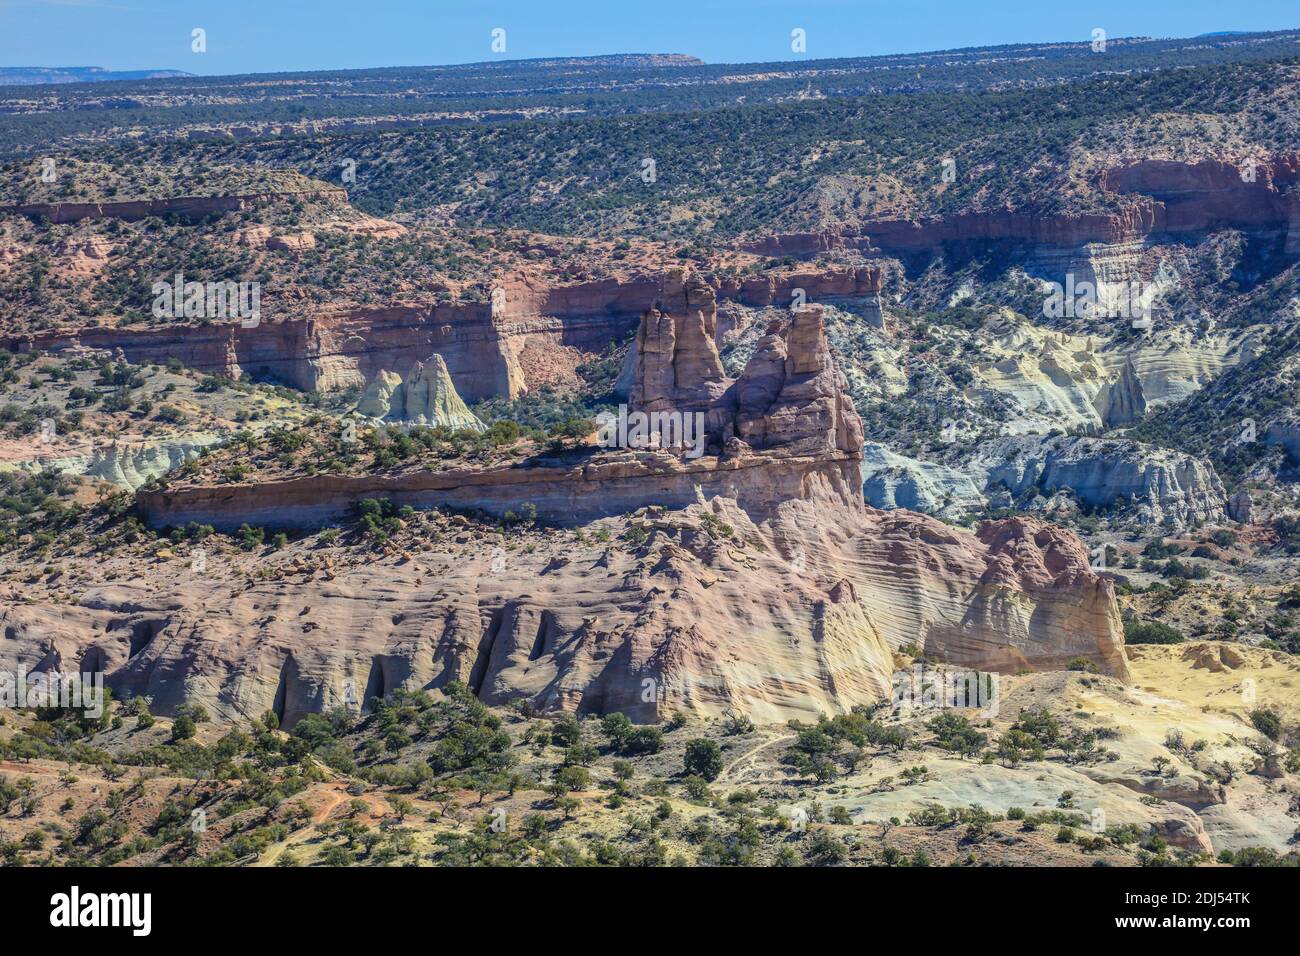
7, 494, 1126, 728
5, 266, 884, 407
628, 271, 730, 418
739, 155, 1300, 259
138, 279, 868, 530
110, 274, 1129, 727
355, 354, 485, 430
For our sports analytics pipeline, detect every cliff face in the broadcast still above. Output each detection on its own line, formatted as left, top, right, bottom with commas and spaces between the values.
1099, 156, 1300, 234
138, 275, 870, 530
5, 266, 884, 405
5, 302, 541, 403
136, 448, 860, 530
740, 205, 1163, 256
0, 499, 1126, 729
864, 434, 1227, 527
111, 274, 1128, 727
740, 155, 1300, 258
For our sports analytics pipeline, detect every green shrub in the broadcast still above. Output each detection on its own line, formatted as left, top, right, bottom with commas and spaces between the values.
1250, 708, 1283, 742
1124, 618, 1184, 645
683, 738, 723, 781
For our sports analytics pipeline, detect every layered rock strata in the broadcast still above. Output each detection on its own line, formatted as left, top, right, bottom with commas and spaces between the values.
106, 270, 1129, 727
4, 433, 222, 491
865, 435, 1228, 526
740, 155, 1300, 258
138, 272, 867, 530
4, 267, 883, 404
355, 353, 485, 430
1, 497, 1126, 728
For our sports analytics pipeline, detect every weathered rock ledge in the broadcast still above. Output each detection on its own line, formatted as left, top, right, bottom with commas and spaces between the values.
740, 155, 1300, 257
137, 448, 863, 531
4, 266, 883, 403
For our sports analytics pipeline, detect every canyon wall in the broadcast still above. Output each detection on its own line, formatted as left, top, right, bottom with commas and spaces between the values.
1099, 155, 1300, 234
740, 205, 1163, 256
978, 435, 1228, 526
4, 266, 882, 403
137, 272, 869, 531
864, 434, 1228, 526
740, 156, 1300, 259
14, 274, 1128, 726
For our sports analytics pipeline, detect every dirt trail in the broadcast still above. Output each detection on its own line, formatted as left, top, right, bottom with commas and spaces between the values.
254, 785, 348, 867
719, 734, 795, 783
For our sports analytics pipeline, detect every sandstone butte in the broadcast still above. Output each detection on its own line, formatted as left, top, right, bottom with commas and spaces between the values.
1, 269, 1130, 729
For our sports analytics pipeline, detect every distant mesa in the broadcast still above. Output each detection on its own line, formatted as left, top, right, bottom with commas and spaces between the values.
502, 53, 704, 69
0, 66, 192, 86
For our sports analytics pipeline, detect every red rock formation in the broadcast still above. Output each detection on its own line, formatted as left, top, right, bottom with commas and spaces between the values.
629, 271, 730, 416
738, 206, 1162, 256
109, 288, 1128, 726
740, 154, 1300, 257
4, 303, 526, 402
137, 290, 869, 531
1101, 155, 1300, 233
726, 307, 864, 459
4, 266, 886, 403
716, 265, 883, 303
969, 517, 1129, 676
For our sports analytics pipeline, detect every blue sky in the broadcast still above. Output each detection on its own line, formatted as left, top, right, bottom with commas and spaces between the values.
1, 0, 1298, 75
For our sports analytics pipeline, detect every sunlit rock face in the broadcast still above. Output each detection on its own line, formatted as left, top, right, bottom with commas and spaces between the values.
3, 489, 1127, 729
21, 270, 1128, 729
355, 355, 485, 431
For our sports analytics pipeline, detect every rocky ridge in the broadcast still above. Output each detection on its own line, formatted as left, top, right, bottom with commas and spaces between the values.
741, 155, 1300, 259
865, 434, 1228, 526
